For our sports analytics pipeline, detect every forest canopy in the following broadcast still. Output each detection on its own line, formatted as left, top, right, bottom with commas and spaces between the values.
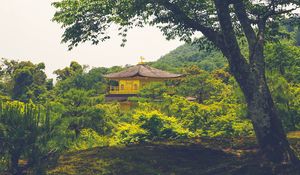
1, 28, 300, 173
0, 0, 300, 173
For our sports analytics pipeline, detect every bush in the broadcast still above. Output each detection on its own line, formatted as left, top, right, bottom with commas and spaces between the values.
134, 110, 190, 140
114, 123, 148, 144
113, 109, 190, 144
69, 128, 111, 150
86, 103, 122, 135
161, 95, 253, 138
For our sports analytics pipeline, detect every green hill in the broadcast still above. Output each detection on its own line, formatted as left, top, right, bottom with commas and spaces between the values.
151, 43, 227, 72
47, 133, 300, 175
151, 24, 300, 73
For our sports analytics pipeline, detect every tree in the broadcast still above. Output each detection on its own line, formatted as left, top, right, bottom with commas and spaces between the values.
265, 40, 300, 83
0, 101, 61, 174
53, 61, 84, 81
59, 88, 91, 138
267, 73, 300, 131
139, 82, 169, 99
54, 62, 108, 95
177, 66, 230, 103
0, 59, 49, 103
53, 0, 300, 164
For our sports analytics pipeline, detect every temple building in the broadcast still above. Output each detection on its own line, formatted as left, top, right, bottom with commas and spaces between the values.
104, 59, 182, 101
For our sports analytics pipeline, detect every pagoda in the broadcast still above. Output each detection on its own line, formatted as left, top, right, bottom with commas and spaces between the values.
104, 58, 182, 100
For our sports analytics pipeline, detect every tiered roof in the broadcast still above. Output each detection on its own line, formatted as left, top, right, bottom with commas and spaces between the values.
104, 64, 182, 79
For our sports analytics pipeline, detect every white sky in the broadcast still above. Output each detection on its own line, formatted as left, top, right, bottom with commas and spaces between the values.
0, 0, 183, 78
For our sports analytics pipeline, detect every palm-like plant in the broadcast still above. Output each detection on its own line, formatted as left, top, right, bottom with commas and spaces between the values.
0, 101, 60, 175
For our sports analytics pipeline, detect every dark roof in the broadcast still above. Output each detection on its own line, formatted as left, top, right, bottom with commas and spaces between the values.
104, 64, 182, 79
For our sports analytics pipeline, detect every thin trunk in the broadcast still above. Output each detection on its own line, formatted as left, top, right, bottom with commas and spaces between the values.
75, 127, 80, 138
10, 152, 21, 175
287, 102, 296, 131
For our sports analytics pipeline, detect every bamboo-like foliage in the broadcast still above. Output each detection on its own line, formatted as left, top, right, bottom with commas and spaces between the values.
0, 101, 58, 175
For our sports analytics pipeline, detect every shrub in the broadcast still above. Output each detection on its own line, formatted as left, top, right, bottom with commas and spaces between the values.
114, 123, 148, 144
69, 128, 111, 150
161, 95, 253, 138
113, 109, 190, 144
133, 110, 190, 140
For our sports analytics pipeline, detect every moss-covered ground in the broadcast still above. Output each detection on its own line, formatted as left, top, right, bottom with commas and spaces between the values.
47, 132, 300, 175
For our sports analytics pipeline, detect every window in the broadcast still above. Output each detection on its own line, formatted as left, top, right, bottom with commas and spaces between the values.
120, 84, 124, 90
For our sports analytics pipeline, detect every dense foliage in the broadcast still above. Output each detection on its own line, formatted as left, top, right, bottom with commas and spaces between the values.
1, 27, 300, 173
52, 0, 300, 163
0, 101, 62, 174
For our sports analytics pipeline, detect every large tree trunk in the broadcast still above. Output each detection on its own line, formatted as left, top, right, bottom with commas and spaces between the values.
240, 69, 298, 163
229, 42, 299, 164
213, 0, 299, 164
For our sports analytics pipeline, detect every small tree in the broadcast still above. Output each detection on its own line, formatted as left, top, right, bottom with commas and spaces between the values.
0, 59, 49, 103
139, 82, 168, 99
0, 101, 60, 175
59, 88, 92, 138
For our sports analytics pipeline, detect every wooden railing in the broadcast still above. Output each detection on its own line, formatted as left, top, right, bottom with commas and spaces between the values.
109, 86, 139, 94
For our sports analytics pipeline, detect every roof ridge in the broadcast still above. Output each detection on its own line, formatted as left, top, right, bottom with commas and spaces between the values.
104, 64, 183, 79
137, 64, 142, 73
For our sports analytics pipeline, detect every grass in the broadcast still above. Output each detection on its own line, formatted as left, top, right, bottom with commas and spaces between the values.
47, 132, 300, 175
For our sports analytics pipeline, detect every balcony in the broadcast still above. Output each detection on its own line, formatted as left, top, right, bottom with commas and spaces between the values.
109, 86, 139, 95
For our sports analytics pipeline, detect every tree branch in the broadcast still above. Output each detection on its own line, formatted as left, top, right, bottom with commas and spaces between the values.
214, 0, 252, 92
233, 1, 257, 47
157, 0, 225, 49
263, 7, 298, 21
214, 0, 247, 59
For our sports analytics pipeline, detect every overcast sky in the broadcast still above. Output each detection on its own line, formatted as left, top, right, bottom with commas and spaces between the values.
0, 0, 183, 78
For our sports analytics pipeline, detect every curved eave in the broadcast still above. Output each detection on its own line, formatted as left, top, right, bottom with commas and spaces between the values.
103, 64, 184, 79
104, 74, 184, 80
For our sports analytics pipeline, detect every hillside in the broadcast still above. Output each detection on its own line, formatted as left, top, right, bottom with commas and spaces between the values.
150, 43, 227, 72
151, 25, 300, 73
47, 132, 300, 175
